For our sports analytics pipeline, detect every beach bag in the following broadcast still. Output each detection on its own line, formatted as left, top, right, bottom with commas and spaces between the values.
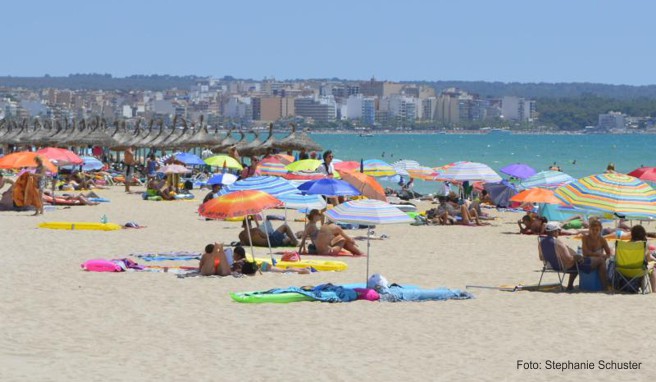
81, 259, 123, 272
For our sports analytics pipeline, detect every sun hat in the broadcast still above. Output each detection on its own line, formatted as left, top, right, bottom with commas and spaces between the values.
545, 221, 561, 232
367, 273, 389, 289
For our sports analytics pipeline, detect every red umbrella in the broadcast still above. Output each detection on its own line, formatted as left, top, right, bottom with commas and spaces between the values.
334, 161, 361, 172
36, 147, 83, 166
628, 167, 656, 182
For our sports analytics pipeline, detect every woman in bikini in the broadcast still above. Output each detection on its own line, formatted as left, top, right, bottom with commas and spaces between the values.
581, 218, 611, 259
299, 209, 323, 253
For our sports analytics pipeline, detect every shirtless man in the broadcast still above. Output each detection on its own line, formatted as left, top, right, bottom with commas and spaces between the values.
124, 146, 135, 193
316, 221, 364, 256
199, 242, 232, 276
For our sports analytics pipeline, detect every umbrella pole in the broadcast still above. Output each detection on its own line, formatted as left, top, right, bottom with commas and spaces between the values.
245, 216, 256, 262
365, 225, 371, 285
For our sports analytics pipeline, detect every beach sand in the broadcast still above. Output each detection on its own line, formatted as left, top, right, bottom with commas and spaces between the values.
0, 187, 653, 381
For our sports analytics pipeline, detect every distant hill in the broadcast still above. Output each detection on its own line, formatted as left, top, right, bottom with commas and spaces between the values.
0, 74, 200, 91
422, 81, 656, 100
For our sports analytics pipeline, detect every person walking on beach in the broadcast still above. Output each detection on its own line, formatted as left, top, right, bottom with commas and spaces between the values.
124, 146, 135, 193
31, 156, 47, 215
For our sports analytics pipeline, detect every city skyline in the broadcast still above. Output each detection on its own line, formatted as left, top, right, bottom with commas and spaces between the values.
2, 1, 655, 86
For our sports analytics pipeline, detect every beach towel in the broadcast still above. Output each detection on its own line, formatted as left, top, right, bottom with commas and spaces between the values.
131, 251, 201, 261
13, 172, 42, 210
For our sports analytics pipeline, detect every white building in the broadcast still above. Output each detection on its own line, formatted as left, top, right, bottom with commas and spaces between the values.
598, 111, 626, 131
501, 96, 534, 122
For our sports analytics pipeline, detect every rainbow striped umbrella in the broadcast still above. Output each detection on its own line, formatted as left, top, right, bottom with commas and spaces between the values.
519, 170, 574, 190
198, 190, 282, 220
325, 199, 413, 282
276, 192, 327, 211
554, 173, 656, 218
257, 160, 289, 177
363, 159, 396, 177
436, 161, 501, 182
392, 160, 422, 176
218, 176, 297, 197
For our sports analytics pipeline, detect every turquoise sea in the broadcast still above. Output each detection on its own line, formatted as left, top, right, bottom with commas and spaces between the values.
308, 133, 656, 194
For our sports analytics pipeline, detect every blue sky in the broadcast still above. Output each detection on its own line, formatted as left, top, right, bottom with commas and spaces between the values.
2, 0, 655, 85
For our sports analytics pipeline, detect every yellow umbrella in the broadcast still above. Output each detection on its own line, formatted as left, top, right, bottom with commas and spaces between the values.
285, 159, 322, 172
204, 155, 243, 170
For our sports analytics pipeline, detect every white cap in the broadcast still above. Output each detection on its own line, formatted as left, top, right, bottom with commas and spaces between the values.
545, 221, 561, 232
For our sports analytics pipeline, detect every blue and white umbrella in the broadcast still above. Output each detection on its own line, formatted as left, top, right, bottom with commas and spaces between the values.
277, 192, 327, 211
61, 156, 104, 171
325, 199, 413, 282
437, 161, 502, 183
519, 170, 575, 190
207, 173, 238, 186
298, 178, 360, 197
175, 152, 206, 166
218, 176, 297, 197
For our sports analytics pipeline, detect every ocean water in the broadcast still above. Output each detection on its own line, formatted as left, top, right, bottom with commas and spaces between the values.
308, 133, 656, 194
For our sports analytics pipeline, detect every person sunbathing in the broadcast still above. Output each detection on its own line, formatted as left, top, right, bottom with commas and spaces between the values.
231, 246, 310, 275
199, 242, 232, 276
315, 221, 364, 256
43, 190, 99, 205
239, 216, 299, 247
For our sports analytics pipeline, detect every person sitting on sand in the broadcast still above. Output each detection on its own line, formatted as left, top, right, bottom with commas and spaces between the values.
202, 183, 221, 204
539, 222, 608, 291
199, 242, 232, 276
315, 220, 364, 256
299, 209, 324, 253
429, 196, 455, 225
445, 192, 483, 225
239, 216, 299, 247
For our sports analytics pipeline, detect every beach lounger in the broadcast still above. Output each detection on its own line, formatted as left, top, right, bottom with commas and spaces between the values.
537, 236, 579, 292
613, 241, 652, 294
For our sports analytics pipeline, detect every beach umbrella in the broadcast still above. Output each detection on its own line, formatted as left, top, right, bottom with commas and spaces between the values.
510, 187, 563, 205
218, 176, 297, 197
207, 173, 238, 186
407, 166, 440, 181
272, 153, 295, 165
499, 163, 536, 179
392, 159, 422, 176
436, 161, 502, 183
204, 155, 243, 170
0, 152, 58, 173
297, 178, 360, 197
519, 170, 575, 190
276, 192, 327, 211
36, 147, 83, 166
174, 152, 206, 166
257, 157, 289, 177
554, 173, 656, 218
338, 170, 387, 202
158, 164, 191, 174
285, 159, 322, 172
198, 190, 283, 261
282, 172, 327, 181
628, 167, 656, 182
324, 200, 413, 283
362, 159, 396, 177
483, 181, 518, 208
334, 161, 361, 173
61, 156, 104, 172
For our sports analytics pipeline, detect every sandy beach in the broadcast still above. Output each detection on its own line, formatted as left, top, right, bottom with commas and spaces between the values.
1, 186, 653, 381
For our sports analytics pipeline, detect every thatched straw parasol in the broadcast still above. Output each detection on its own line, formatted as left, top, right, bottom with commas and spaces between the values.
238, 130, 263, 157
252, 123, 278, 156
273, 123, 322, 152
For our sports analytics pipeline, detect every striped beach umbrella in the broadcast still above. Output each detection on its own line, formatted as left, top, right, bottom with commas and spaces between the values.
363, 159, 396, 177
392, 160, 422, 176
256, 158, 289, 177
436, 161, 502, 182
207, 173, 238, 186
519, 170, 575, 190
325, 199, 413, 282
218, 176, 297, 197
554, 173, 656, 218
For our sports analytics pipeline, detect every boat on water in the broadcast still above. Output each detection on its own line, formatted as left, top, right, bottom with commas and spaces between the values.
359, 132, 374, 137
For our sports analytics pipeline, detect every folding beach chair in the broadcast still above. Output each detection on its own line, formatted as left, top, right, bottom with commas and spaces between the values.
537, 236, 579, 291
613, 241, 652, 294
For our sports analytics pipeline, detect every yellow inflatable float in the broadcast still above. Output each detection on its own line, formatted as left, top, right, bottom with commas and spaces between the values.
254, 257, 348, 272
38, 222, 123, 231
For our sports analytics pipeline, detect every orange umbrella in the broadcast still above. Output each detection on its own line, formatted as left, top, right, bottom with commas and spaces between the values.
36, 147, 83, 166
198, 190, 283, 261
198, 190, 283, 220
510, 188, 563, 204
338, 170, 387, 202
334, 161, 361, 172
0, 152, 58, 173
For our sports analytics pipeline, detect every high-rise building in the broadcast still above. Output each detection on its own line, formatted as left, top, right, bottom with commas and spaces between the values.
502, 96, 535, 122
294, 98, 336, 122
